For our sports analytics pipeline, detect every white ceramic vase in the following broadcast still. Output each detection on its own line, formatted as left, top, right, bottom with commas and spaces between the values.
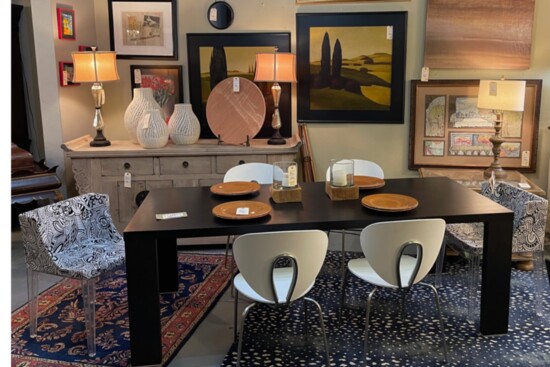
124, 88, 163, 144
168, 103, 201, 145
136, 109, 169, 149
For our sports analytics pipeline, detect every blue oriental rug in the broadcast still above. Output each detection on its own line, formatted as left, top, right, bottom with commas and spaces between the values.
221, 251, 550, 367
11, 252, 232, 367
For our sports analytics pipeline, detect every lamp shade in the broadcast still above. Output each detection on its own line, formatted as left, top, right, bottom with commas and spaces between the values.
477, 80, 526, 112
71, 51, 119, 83
254, 52, 297, 83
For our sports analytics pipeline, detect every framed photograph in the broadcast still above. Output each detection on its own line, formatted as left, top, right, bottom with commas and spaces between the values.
57, 8, 75, 40
296, 12, 407, 124
58, 62, 78, 87
130, 65, 183, 122
108, 0, 178, 60
409, 79, 542, 172
187, 33, 291, 139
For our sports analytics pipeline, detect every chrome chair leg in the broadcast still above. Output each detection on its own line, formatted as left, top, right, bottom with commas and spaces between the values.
27, 267, 38, 338
363, 288, 377, 365
236, 303, 256, 367
420, 282, 449, 363
305, 297, 331, 367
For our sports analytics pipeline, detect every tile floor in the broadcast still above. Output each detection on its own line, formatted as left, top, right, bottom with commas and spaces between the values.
11, 228, 354, 367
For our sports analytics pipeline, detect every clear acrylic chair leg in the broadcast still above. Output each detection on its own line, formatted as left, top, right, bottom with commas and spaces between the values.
434, 243, 446, 288
82, 279, 97, 357
467, 254, 481, 324
27, 268, 38, 338
533, 251, 546, 317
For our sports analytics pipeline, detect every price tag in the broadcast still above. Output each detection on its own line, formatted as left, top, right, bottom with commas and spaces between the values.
288, 165, 297, 187
521, 151, 530, 167
134, 69, 142, 84
156, 212, 188, 220
386, 26, 393, 40
236, 207, 249, 215
124, 172, 132, 188
209, 7, 218, 22
142, 113, 150, 128
233, 77, 240, 92
421, 66, 430, 82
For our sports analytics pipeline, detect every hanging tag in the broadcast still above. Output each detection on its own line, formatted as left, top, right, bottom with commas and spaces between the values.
62, 71, 69, 86
421, 66, 430, 82
521, 151, 530, 167
489, 81, 498, 96
134, 69, 142, 84
209, 7, 218, 22
288, 165, 297, 187
233, 77, 240, 92
142, 113, 150, 128
124, 172, 132, 188
386, 26, 393, 40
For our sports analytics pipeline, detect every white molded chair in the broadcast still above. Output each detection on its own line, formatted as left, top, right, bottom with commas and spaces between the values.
341, 219, 449, 364
232, 230, 330, 367
440, 181, 548, 322
224, 162, 274, 184
18, 193, 125, 357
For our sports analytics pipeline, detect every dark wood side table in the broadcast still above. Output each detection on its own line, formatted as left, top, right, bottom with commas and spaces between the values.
418, 168, 546, 197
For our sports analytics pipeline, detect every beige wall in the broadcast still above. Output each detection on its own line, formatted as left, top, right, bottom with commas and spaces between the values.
28, 0, 550, 192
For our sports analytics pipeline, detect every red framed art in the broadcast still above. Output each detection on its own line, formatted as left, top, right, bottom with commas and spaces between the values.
57, 8, 76, 40
58, 62, 79, 87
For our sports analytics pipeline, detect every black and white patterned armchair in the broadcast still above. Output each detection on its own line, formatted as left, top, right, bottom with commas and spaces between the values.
443, 181, 548, 322
18, 193, 125, 357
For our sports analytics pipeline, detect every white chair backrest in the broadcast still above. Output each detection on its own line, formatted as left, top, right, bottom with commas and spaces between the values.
233, 230, 328, 302
325, 159, 384, 181
359, 219, 445, 286
224, 162, 274, 184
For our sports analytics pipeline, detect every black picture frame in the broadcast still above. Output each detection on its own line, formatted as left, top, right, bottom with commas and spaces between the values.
108, 0, 178, 60
187, 32, 291, 139
130, 65, 183, 121
296, 12, 407, 124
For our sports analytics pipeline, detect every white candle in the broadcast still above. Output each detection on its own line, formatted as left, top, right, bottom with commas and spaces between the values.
332, 169, 347, 186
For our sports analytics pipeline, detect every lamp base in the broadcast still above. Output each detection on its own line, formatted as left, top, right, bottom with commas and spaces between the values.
267, 130, 286, 145
90, 130, 111, 147
484, 166, 507, 179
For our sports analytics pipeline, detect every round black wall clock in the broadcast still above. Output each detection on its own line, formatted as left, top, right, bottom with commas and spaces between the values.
207, 1, 234, 30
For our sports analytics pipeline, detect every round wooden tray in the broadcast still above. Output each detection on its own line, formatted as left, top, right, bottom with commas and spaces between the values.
212, 200, 271, 220
354, 175, 385, 189
361, 193, 418, 212
206, 77, 266, 145
210, 181, 261, 196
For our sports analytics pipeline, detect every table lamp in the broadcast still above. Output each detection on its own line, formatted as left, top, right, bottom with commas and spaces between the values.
254, 47, 297, 145
477, 79, 525, 179
71, 47, 119, 147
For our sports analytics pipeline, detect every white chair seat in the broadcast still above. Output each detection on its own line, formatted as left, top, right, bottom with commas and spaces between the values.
234, 268, 315, 304
348, 255, 420, 289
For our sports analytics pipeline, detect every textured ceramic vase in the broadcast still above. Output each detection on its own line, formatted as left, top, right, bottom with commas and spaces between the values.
136, 109, 169, 149
124, 88, 162, 144
168, 103, 201, 145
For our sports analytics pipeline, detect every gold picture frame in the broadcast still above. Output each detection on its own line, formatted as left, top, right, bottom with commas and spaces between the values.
409, 79, 542, 172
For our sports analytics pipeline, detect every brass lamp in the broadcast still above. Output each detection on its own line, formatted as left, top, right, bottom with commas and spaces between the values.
477, 79, 526, 179
254, 48, 297, 145
71, 47, 119, 147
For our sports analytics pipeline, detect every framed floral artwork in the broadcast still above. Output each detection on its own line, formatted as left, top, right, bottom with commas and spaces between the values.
409, 79, 542, 172
57, 8, 75, 40
108, 0, 178, 59
296, 12, 407, 124
58, 62, 78, 87
130, 65, 183, 122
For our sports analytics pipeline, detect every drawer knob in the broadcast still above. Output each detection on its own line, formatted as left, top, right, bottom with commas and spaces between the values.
182, 161, 189, 168
124, 162, 131, 169
238, 160, 245, 165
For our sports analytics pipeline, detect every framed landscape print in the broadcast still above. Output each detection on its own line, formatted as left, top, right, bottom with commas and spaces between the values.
409, 79, 542, 172
130, 65, 183, 122
57, 8, 75, 40
296, 12, 407, 124
108, 0, 178, 59
187, 33, 291, 139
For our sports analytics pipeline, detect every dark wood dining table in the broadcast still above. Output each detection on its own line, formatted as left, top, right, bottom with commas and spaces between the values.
123, 177, 513, 366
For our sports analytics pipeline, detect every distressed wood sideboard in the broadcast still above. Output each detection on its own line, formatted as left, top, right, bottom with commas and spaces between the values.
62, 135, 301, 229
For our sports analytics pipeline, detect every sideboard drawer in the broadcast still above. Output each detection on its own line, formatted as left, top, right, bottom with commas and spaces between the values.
101, 158, 155, 176
160, 156, 212, 175
216, 155, 267, 173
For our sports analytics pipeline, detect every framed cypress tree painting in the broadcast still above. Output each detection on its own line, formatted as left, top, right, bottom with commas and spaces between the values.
296, 12, 407, 124
187, 33, 291, 139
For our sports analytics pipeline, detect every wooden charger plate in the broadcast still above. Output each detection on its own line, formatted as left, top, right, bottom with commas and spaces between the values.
354, 175, 385, 189
212, 200, 271, 220
210, 181, 261, 196
361, 193, 418, 212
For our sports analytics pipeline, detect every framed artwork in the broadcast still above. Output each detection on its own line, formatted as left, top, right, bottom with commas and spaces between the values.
57, 8, 75, 40
78, 45, 93, 51
296, 12, 407, 124
187, 33, 291, 139
58, 62, 78, 87
108, 0, 178, 60
297, 0, 408, 3
409, 79, 542, 172
424, 0, 535, 69
130, 65, 183, 122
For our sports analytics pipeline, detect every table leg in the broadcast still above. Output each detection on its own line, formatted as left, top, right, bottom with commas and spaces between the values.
158, 238, 178, 293
125, 234, 162, 366
480, 216, 513, 335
